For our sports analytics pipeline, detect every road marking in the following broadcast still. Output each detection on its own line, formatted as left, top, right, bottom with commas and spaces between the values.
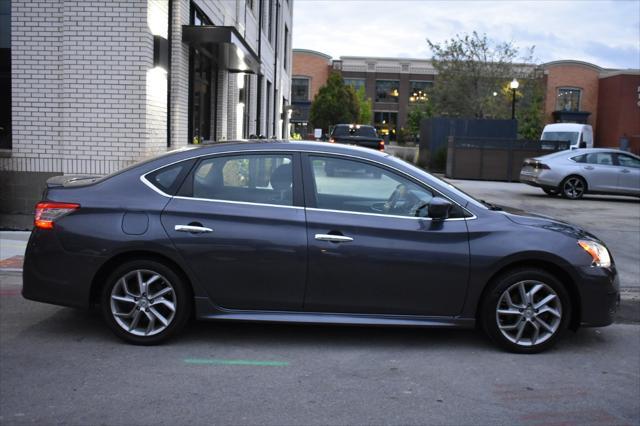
184, 358, 289, 367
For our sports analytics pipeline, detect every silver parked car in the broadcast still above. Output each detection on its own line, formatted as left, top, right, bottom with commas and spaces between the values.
520, 148, 640, 199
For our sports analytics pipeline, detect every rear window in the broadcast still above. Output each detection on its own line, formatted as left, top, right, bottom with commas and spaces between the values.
332, 125, 378, 138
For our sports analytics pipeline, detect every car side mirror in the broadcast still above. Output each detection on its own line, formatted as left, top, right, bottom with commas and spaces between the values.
428, 197, 452, 221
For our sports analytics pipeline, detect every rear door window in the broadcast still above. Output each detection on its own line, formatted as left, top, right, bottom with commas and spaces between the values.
186, 154, 294, 206
616, 154, 640, 168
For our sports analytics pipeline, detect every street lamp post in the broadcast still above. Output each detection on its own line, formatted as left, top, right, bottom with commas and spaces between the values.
509, 78, 519, 120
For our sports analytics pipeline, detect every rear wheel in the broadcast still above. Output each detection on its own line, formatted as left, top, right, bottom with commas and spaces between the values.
561, 176, 586, 199
101, 259, 191, 345
481, 268, 570, 353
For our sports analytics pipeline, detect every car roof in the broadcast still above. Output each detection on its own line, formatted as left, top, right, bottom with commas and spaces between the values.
537, 148, 639, 160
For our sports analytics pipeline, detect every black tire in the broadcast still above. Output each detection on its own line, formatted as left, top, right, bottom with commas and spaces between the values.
101, 259, 191, 345
543, 188, 559, 196
481, 268, 571, 354
560, 175, 587, 199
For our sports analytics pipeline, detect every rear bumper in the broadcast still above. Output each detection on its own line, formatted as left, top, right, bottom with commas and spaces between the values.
576, 265, 620, 327
519, 172, 559, 190
22, 229, 103, 309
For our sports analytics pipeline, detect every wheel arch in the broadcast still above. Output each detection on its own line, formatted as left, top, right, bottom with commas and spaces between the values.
476, 259, 581, 331
89, 250, 195, 311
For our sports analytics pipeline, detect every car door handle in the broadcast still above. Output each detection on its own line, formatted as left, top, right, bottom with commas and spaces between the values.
315, 234, 354, 243
584, 166, 594, 170
175, 224, 213, 233
621, 169, 631, 173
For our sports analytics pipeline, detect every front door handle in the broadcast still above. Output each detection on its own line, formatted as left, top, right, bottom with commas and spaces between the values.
584, 166, 595, 170
315, 234, 354, 243
621, 169, 631, 174
175, 224, 213, 234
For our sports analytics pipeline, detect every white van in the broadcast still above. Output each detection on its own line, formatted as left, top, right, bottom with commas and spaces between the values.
540, 123, 593, 149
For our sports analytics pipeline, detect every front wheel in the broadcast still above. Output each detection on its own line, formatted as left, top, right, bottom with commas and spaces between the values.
481, 268, 570, 353
101, 260, 191, 345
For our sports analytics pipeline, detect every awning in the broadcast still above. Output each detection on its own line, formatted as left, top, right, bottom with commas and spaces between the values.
182, 26, 260, 74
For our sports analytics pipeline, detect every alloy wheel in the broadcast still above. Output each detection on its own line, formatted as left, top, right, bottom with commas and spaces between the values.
562, 177, 585, 199
495, 280, 562, 347
110, 269, 177, 337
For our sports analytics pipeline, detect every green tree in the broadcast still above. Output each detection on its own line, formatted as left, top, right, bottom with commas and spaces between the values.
355, 86, 373, 124
427, 31, 535, 118
406, 100, 434, 137
309, 72, 359, 133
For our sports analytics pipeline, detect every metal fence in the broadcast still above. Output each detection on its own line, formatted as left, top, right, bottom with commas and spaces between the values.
445, 137, 571, 182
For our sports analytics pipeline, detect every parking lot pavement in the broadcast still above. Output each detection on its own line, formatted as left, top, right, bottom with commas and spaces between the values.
0, 271, 638, 426
447, 178, 640, 289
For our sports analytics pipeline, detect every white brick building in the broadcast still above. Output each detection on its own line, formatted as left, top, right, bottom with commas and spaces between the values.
0, 0, 293, 228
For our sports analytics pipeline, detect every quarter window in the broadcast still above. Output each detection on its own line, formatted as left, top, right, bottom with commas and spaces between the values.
309, 156, 435, 218
146, 161, 192, 195
191, 154, 293, 206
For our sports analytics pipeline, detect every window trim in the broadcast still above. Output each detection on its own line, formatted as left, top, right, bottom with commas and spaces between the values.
140, 149, 475, 220
142, 151, 303, 208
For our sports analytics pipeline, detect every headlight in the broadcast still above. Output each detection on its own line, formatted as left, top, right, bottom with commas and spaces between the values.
578, 240, 611, 268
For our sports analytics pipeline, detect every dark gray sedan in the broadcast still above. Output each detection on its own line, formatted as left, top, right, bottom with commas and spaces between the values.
520, 148, 640, 199
23, 141, 619, 353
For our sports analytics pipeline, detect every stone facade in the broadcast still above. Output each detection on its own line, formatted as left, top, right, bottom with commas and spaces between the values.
1, 0, 293, 229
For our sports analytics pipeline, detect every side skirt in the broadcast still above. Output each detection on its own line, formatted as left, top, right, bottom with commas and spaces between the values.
194, 297, 476, 329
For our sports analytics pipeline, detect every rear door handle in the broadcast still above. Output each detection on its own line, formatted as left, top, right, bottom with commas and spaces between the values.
584, 166, 594, 170
621, 169, 631, 173
175, 224, 213, 233
315, 234, 354, 243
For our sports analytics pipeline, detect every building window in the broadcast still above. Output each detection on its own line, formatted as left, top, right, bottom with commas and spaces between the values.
344, 78, 365, 92
267, 0, 274, 43
0, 0, 11, 150
284, 25, 289, 69
266, 80, 273, 137
409, 81, 432, 103
556, 88, 581, 112
191, 4, 212, 25
375, 80, 399, 103
374, 111, 398, 140
189, 48, 214, 144
292, 78, 310, 102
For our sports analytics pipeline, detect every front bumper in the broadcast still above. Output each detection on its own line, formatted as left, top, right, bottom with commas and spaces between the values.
576, 264, 620, 327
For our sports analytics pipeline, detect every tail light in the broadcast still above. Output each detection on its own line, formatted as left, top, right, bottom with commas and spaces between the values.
378, 140, 385, 151
523, 159, 550, 170
34, 202, 80, 230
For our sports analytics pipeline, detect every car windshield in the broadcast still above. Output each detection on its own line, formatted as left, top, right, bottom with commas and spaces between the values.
541, 131, 579, 145
333, 126, 378, 138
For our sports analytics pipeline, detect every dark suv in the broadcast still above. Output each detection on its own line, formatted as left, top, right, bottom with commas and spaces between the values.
329, 124, 384, 151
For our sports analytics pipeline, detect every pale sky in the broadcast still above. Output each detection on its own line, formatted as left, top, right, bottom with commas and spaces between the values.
292, 0, 640, 69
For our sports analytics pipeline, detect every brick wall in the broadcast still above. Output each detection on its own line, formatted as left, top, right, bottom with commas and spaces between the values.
543, 63, 600, 132
596, 74, 640, 153
2, 0, 154, 175
292, 50, 331, 100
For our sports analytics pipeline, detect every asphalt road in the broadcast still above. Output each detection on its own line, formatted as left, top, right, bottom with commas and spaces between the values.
1, 271, 639, 426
